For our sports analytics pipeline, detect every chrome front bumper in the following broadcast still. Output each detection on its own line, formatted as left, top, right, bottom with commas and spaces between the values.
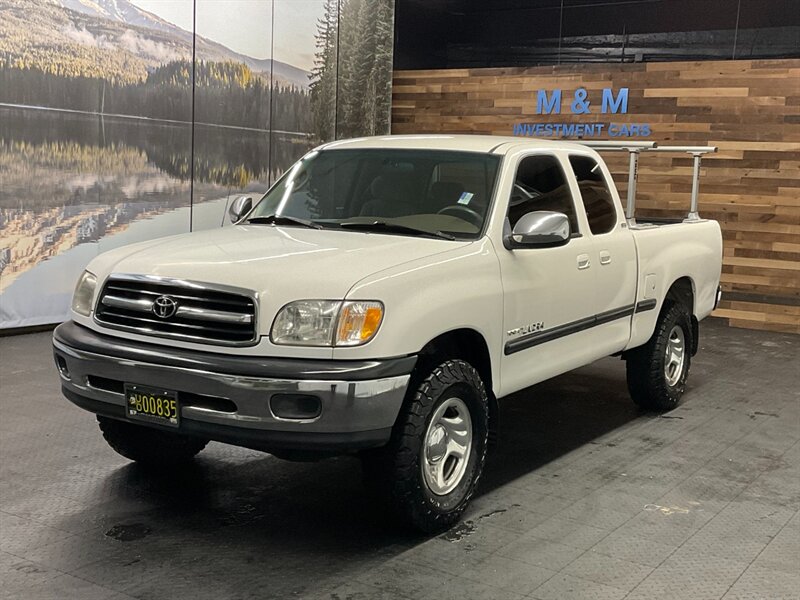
53, 322, 414, 453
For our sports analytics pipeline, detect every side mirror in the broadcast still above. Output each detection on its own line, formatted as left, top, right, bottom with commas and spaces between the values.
228, 195, 253, 223
506, 211, 570, 248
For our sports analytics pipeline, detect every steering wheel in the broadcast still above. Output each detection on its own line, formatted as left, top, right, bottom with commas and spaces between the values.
437, 204, 483, 228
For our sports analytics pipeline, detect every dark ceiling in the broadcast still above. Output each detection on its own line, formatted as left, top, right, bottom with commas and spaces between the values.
394, 0, 800, 69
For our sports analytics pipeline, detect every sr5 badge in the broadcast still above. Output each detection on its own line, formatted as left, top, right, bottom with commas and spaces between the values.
507, 322, 544, 338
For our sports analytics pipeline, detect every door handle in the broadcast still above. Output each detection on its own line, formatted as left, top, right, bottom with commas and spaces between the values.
600, 251, 612, 265
577, 254, 591, 270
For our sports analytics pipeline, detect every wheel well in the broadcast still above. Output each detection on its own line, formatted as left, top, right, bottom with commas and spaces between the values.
665, 277, 694, 315
664, 277, 699, 355
416, 329, 499, 448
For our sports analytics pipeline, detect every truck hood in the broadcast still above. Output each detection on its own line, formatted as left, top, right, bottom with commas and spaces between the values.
89, 224, 465, 319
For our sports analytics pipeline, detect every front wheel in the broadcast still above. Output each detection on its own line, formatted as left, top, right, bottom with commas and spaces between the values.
626, 302, 692, 411
362, 359, 489, 532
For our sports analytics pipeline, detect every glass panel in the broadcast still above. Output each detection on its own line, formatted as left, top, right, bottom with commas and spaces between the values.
569, 155, 617, 235
335, 0, 396, 137
192, 0, 273, 231
509, 156, 578, 233
0, 0, 193, 327
272, 0, 323, 178
249, 149, 501, 238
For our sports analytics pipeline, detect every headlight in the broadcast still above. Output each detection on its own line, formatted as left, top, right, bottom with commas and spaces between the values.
271, 300, 341, 346
71, 271, 97, 317
271, 300, 384, 347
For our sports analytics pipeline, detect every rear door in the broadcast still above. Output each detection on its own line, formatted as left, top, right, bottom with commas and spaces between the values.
567, 153, 638, 355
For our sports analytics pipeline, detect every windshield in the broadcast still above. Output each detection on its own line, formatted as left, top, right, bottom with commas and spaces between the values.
247, 148, 501, 239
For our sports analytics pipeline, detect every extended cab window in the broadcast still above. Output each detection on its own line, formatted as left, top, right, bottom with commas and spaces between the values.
508, 155, 579, 234
569, 155, 618, 235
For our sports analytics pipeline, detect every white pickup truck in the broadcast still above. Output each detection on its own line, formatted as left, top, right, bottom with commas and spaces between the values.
53, 135, 722, 531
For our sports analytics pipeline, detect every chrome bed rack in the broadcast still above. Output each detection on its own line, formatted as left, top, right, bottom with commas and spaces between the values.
579, 141, 718, 223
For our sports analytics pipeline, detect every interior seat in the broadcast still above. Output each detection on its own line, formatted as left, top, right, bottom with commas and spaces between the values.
360, 174, 417, 218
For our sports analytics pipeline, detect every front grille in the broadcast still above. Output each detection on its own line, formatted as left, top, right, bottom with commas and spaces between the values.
94, 276, 257, 346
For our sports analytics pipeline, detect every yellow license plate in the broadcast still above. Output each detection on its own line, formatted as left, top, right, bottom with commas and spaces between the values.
125, 384, 180, 427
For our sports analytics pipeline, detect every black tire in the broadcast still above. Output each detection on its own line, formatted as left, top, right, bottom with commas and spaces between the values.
362, 359, 489, 533
97, 416, 208, 466
626, 301, 693, 411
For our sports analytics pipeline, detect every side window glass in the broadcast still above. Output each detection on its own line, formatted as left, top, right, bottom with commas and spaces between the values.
508, 155, 579, 234
569, 155, 618, 235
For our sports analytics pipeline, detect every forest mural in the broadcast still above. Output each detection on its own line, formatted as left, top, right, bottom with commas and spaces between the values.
0, 0, 394, 328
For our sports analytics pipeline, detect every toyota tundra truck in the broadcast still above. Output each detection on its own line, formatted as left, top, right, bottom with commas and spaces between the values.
53, 135, 723, 531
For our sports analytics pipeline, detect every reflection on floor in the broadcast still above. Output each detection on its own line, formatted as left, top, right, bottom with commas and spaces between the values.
1, 319, 798, 599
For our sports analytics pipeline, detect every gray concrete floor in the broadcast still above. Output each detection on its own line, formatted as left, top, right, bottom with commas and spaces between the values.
1, 319, 798, 600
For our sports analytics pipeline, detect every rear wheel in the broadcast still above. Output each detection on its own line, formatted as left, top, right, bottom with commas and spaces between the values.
98, 416, 208, 466
362, 359, 489, 532
626, 302, 692, 411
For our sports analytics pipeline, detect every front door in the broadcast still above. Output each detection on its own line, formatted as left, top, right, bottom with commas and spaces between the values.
495, 151, 600, 396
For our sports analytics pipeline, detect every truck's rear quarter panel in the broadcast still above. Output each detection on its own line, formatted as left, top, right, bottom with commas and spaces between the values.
627, 219, 723, 350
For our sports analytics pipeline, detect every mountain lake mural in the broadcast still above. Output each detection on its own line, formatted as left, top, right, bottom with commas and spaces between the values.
0, 0, 394, 328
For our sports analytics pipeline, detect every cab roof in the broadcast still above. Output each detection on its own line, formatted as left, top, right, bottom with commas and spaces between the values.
319, 134, 595, 155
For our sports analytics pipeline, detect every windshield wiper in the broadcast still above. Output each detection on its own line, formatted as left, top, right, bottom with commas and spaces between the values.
246, 214, 322, 229
339, 221, 456, 240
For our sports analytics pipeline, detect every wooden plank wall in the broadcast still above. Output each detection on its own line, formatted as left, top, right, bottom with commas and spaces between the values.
392, 60, 800, 333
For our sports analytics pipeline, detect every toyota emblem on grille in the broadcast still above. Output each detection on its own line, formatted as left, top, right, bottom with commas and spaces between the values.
152, 295, 178, 319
